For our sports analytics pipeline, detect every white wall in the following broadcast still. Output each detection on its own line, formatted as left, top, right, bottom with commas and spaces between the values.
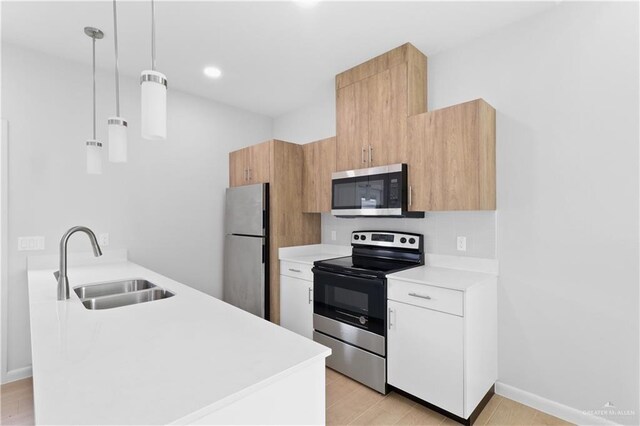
273, 2, 639, 424
272, 79, 335, 144
1, 43, 272, 379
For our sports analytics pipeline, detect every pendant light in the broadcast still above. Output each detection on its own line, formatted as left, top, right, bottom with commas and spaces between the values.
140, 0, 167, 140
108, 0, 127, 162
84, 26, 104, 175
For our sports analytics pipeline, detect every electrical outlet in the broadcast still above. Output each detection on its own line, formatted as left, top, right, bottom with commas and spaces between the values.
457, 236, 467, 252
331, 230, 337, 241
98, 233, 110, 247
18, 236, 45, 251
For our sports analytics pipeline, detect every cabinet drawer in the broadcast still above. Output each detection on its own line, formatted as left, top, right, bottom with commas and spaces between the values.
280, 260, 313, 281
388, 279, 463, 316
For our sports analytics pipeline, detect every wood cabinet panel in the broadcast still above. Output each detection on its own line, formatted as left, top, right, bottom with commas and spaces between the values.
336, 80, 368, 171
336, 44, 426, 171
248, 140, 271, 184
302, 142, 318, 212
408, 99, 496, 211
269, 140, 321, 324
302, 137, 336, 213
368, 63, 409, 166
228, 148, 247, 187
336, 43, 424, 91
366, 69, 391, 167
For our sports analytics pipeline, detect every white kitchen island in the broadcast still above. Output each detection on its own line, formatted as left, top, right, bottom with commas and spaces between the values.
27, 251, 330, 425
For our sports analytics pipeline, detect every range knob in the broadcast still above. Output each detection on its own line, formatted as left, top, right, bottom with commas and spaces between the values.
360, 235, 367, 241
409, 238, 416, 244
400, 237, 407, 244
354, 235, 360, 240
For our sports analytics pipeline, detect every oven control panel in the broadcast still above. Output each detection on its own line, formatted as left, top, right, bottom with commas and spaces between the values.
352, 231, 422, 250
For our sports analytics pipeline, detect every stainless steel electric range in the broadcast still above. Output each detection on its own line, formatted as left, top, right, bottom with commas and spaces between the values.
312, 230, 424, 393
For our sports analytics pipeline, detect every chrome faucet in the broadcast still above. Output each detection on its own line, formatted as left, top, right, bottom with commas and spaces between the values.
55, 226, 103, 300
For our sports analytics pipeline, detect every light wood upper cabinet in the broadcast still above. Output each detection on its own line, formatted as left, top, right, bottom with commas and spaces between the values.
302, 137, 336, 213
248, 141, 270, 184
408, 99, 496, 211
228, 141, 271, 187
229, 148, 248, 187
336, 80, 369, 171
336, 43, 427, 171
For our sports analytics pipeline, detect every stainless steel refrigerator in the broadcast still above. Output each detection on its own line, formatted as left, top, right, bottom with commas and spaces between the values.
223, 183, 269, 319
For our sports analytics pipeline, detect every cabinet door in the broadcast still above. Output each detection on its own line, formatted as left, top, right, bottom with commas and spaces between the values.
408, 99, 495, 211
229, 148, 247, 187
367, 63, 408, 167
302, 137, 336, 213
280, 275, 314, 339
336, 80, 369, 171
318, 137, 336, 212
248, 141, 271, 184
387, 300, 464, 417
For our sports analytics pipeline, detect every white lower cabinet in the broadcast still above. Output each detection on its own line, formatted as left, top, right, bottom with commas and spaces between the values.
280, 274, 314, 339
387, 299, 464, 417
387, 277, 497, 420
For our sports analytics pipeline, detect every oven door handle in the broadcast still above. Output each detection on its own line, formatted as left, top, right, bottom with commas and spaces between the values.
312, 267, 380, 281
336, 310, 367, 322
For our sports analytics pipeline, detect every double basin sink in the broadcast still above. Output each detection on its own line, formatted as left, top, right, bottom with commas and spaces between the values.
73, 279, 175, 310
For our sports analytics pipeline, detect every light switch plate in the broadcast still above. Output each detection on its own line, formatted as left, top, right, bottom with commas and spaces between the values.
457, 236, 467, 252
18, 236, 45, 251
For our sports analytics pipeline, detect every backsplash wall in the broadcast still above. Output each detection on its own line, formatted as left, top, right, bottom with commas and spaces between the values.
321, 211, 496, 259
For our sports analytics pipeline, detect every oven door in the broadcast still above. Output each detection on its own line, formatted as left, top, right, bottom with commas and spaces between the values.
312, 267, 386, 337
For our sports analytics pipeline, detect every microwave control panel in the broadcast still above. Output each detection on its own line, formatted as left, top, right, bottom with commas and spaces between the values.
388, 173, 402, 208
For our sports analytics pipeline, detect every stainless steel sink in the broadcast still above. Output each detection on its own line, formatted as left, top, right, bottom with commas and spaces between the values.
74, 279, 158, 299
73, 279, 175, 310
81, 288, 175, 310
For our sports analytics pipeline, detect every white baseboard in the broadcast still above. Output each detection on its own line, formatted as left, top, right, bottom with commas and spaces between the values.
495, 382, 620, 426
2, 365, 32, 384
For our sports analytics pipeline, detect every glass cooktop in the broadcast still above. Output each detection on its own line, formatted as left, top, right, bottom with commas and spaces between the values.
314, 255, 416, 277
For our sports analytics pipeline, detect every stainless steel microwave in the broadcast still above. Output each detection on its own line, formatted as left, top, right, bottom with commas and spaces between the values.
331, 164, 424, 218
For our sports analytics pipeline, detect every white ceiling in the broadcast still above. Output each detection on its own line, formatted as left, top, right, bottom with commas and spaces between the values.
2, 1, 556, 117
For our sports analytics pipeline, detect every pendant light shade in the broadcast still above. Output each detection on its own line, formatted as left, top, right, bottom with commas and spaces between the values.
84, 26, 103, 175
141, 0, 167, 140
141, 70, 167, 140
86, 140, 103, 174
109, 0, 128, 162
108, 117, 128, 162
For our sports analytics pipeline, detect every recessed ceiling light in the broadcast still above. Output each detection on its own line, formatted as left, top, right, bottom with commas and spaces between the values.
203, 66, 222, 79
294, 0, 320, 8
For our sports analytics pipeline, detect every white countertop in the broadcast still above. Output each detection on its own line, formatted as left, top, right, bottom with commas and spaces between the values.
387, 265, 496, 292
27, 257, 330, 425
279, 244, 351, 265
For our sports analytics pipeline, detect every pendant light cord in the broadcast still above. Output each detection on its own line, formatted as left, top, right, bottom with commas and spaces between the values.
113, 0, 120, 117
151, 0, 156, 71
92, 35, 96, 140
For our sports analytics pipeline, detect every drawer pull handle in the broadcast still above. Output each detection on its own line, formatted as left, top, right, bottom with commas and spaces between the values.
288, 268, 302, 273
409, 292, 431, 300
388, 308, 394, 329
308, 287, 312, 304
